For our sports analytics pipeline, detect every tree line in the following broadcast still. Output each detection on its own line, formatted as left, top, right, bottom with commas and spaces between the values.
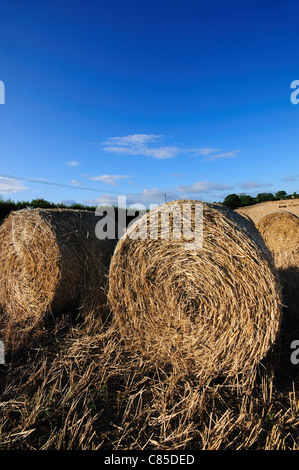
0, 197, 97, 222
0, 197, 138, 227
221, 190, 299, 209
0, 190, 298, 221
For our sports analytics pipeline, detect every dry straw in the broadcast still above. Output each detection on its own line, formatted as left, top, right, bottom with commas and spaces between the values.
257, 211, 299, 320
108, 200, 283, 387
0, 208, 116, 350
256, 211, 299, 270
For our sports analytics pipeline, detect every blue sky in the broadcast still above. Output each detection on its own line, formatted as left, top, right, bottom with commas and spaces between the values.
0, 0, 299, 208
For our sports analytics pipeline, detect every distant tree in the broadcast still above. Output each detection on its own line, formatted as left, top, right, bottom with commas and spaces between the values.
70, 202, 86, 210
254, 193, 275, 203
239, 194, 254, 206
0, 198, 17, 221
275, 190, 287, 200
29, 198, 55, 208
222, 193, 241, 209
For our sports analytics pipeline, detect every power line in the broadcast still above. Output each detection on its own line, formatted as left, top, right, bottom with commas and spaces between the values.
0, 173, 175, 205
0, 173, 131, 195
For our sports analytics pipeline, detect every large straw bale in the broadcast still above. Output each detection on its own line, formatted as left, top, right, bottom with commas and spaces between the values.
0, 208, 116, 349
256, 211, 299, 270
257, 211, 299, 320
108, 200, 282, 386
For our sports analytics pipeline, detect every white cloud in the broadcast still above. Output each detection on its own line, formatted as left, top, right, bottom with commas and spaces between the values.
167, 172, 186, 178
138, 188, 176, 203
0, 177, 28, 194
202, 150, 241, 161
104, 134, 163, 147
187, 148, 220, 156
175, 180, 233, 194
61, 199, 77, 206
89, 174, 132, 186
282, 174, 299, 182
102, 134, 240, 162
87, 181, 233, 209
144, 146, 180, 159
103, 134, 180, 160
238, 180, 273, 190
71, 179, 82, 187
65, 160, 80, 167
185, 148, 240, 161
87, 188, 180, 209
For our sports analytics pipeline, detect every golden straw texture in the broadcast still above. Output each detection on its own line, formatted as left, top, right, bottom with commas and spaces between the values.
108, 200, 282, 386
0, 208, 116, 349
257, 212, 299, 270
257, 211, 299, 320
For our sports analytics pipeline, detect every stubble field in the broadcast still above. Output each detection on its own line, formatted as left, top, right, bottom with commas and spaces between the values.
0, 200, 298, 451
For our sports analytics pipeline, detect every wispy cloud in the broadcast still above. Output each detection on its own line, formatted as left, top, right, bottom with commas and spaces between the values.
71, 179, 82, 187
103, 134, 180, 160
0, 177, 28, 194
102, 134, 241, 162
87, 179, 233, 209
282, 174, 299, 182
65, 160, 80, 167
89, 174, 132, 187
187, 148, 220, 157
104, 134, 163, 147
139, 188, 179, 203
202, 150, 241, 162
237, 180, 273, 190
87, 188, 180, 208
61, 199, 77, 206
175, 180, 233, 194
182, 147, 240, 161
167, 172, 186, 178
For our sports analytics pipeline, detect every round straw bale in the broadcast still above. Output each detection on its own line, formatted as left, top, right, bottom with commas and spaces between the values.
256, 211, 299, 270
108, 200, 282, 385
235, 210, 253, 224
257, 211, 299, 320
0, 208, 117, 348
